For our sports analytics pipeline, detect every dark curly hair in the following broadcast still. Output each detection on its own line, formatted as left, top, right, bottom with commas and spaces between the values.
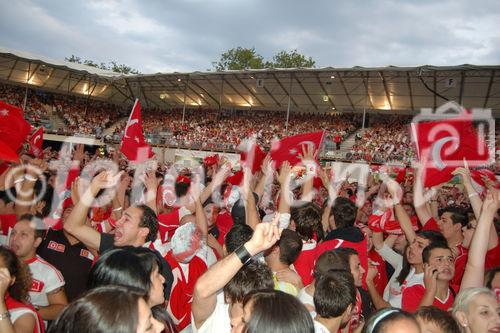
136, 204, 158, 243
290, 201, 324, 242
0, 246, 32, 303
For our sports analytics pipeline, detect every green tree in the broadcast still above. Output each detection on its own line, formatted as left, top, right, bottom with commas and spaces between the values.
109, 61, 140, 75
267, 49, 315, 68
65, 55, 140, 74
212, 47, 265, 71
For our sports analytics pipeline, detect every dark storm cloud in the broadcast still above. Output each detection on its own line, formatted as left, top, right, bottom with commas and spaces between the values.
0, 0, 499, 73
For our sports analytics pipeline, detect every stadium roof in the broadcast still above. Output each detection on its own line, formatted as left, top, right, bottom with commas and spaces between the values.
1, 47, 500, 115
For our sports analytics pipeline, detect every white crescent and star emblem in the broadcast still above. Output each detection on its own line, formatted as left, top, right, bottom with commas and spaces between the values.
431, 136, 459, 170
124, 118, 139, 138
33, 134, 41, 144
0, 109, 9, 116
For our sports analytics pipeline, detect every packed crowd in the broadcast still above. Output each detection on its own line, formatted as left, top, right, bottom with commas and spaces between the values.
348, 116, 414, 164
0, 136, 498, 333
0, 84, 52, 129
3, 83, 499, 167
0, 84, 124, 137
109, 108, 360, 151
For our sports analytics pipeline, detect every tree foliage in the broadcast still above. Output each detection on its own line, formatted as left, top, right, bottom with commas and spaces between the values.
212, 47, 265, 71
65, 55, 140, 74
266, 49, 315, 69
213, 48, 315, 71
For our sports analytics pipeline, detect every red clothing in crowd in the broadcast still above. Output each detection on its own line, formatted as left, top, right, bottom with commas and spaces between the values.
402, 283, 458, 312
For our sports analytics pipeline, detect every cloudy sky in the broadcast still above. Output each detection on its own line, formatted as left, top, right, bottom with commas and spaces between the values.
0, 0, 499, 74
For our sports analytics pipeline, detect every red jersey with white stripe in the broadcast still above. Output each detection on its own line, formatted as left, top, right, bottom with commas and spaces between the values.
402, 283, 458, 312
6, 294, 44, 333
26, 255, 65, 307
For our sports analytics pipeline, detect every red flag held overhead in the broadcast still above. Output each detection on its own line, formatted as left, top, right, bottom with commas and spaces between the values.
119, 99, 154, 163
270, 131, 325, 168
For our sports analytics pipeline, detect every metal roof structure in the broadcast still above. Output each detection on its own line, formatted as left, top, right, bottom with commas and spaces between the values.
1, 47, 499, 116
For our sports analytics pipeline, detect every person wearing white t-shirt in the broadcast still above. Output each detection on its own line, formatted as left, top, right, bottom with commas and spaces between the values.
313, 271, 356, 333
9, 215, 67, 321
191, 218, 280, 333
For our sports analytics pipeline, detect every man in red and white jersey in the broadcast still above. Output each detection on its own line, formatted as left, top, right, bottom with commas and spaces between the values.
402, 243, 458, 312
9, 214, 67, 322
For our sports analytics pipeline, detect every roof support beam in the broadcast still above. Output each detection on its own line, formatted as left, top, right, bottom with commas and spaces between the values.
362, 72, 375, 110
378, 71, 393, 110
55, 72, 70, 90
7, 59, 18, 80
189, 79, 220, 107
234, 75, 266, 107
149, 77, 176, 108
406, 72, 415, 112
294, 74, 318, 111
458, 71, 465, 105
483, 70, 495, 108
173, 76, 199, 106
272, 73, 298, 108
110, 82, 134, 103
27, 64, 40, 83
315, 74, 337, 110
337, 71, 356, 111
137, 79, 150, 109
124, 79, 136, 100
262, 84, 282, 108
222, 76, 252, 106
183, 76, 212, 106
70, 75, 86, 93
433, 72, 437, 109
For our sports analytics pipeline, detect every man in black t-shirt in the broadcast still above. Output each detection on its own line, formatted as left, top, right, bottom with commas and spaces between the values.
37, 210, 94, 301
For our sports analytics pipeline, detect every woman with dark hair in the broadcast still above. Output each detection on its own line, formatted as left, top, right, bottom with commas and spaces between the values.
0, 246, 43, 333
370, 229, 446, 309
362, 308, 420, 333
88, 247, 165, 306
232, 289, 314, 333
47, 285, 164, 333
87, 247, 176, 332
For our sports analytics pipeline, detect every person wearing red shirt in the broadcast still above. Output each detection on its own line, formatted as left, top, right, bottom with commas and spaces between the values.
290, 203, 324, 286
402, 243, 458, 312
420, 207, 469, 287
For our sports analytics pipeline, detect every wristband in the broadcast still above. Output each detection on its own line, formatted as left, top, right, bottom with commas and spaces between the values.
468, 192, 479, 198
112, 206, 123, 212
235, 244, 252, 265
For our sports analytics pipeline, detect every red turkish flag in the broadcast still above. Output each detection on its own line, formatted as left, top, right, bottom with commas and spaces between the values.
29, 127, 44, 158
240, 143, 266, 174
119, 99, 153, 163
411, 112, 490, 187
0, 100, 31, 162
270, 131, 325, 168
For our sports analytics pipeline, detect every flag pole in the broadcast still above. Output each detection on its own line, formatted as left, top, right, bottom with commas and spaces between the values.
182, 76, 189, 124
285, 74, 292, 135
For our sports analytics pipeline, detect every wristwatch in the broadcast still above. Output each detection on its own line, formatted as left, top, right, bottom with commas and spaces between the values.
0, 311, 11, 321
235, 244, 252, 265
